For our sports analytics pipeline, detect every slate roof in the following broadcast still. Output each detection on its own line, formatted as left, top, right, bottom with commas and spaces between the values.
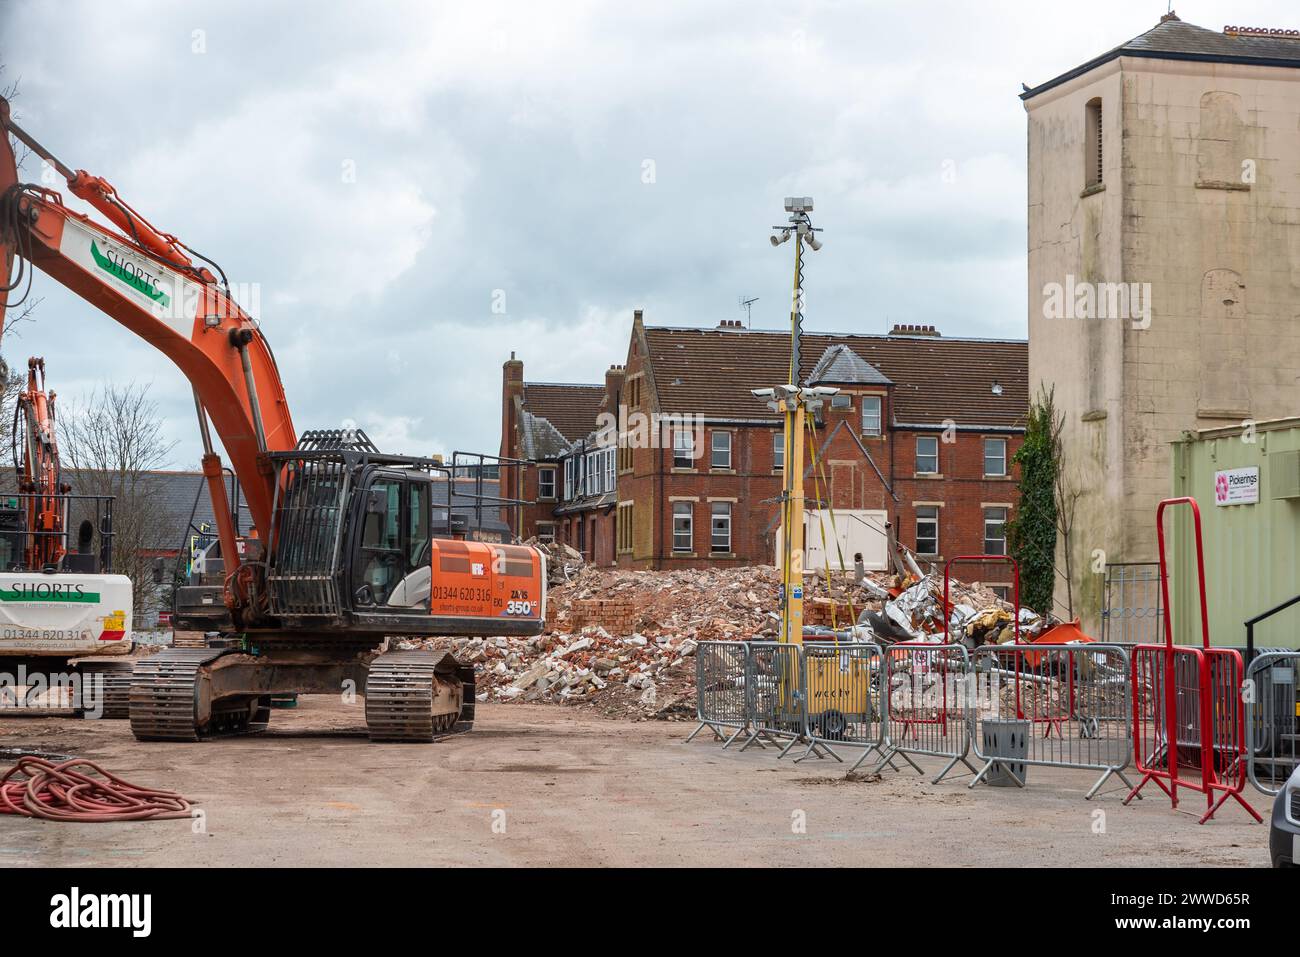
147, 471, 253, 544
430, 477, 514, 540
0, 469, 258, 552
4, 469, 512, 552
521, 383, 607, 443
518, 408, 571, 460
1023, 15, 1300, 100
642, 326, 1027, 429
808, 344, 893, 386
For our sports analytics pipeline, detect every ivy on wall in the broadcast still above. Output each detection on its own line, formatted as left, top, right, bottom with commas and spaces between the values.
1008, 386, 1060, 617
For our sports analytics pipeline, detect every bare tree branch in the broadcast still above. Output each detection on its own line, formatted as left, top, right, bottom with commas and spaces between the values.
1051, 405, 1084, 621
0, 354, 23, 460
61, 382, 180, 622
1, 67, 32, 170
2, 297, 41, 340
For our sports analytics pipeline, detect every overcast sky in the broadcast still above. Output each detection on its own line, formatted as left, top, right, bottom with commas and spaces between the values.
1, 0, 1294, 466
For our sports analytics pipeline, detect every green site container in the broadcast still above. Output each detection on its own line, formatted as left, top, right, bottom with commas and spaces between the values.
1168, 419, 1300, 651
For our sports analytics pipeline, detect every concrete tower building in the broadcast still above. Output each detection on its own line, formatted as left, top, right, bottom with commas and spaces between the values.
1023, 14, 1300, 631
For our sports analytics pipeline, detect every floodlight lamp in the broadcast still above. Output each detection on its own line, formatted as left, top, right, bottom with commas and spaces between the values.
783, 196, 814, 213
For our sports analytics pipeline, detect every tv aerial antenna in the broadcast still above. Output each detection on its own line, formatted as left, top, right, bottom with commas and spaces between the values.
739, 295, 759, 328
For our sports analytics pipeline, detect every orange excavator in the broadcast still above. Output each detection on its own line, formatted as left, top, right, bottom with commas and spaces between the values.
0, 97, 546, 741
13, 356, 65, 570
0, 355, 134, 718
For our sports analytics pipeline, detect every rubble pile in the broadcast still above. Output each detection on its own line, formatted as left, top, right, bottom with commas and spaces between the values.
426, 629, 700, 719
990, 671, 1070, 719
859, 574, 1050, 646
408, 546, 1070, 719
544, 562, 783, 639
414, 561, 791, 718
530, 539, 586, 587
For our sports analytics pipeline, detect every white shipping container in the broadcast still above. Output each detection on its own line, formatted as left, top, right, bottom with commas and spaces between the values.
775, 509, 889, 573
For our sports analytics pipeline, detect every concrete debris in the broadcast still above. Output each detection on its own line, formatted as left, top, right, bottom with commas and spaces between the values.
848, 571, 1053, 648
637, 682, 657, 707
404, 625, 700, 720
404, 562, 1061, 720
524, 537, 586, 586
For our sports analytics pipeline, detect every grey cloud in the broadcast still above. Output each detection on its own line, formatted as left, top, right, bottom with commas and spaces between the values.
2, 0, 1282, 463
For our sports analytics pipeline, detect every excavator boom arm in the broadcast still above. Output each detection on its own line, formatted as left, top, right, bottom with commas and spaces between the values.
0, 97, 297, 572
14, 356, 64, 568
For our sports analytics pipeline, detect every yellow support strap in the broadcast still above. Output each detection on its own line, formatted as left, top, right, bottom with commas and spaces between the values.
804, 410, 858, 634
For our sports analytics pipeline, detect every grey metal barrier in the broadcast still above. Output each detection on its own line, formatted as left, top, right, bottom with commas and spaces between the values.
740, 642, 807, 757
1101, 562, 1164, 644
687, 640, 751, 748
799, 641, 886, 768
871, 643, 976, 783
968, 643, 1135, 799
1245, 651, 1299, 796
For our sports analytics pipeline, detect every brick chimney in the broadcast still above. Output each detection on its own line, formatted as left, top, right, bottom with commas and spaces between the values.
501, 351, 524, 464
604, 363, 626, 411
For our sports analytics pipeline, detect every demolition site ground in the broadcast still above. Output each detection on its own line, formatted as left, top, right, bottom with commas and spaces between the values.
0, 697, 1268, 867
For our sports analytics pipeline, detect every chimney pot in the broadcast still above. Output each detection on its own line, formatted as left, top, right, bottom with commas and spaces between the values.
888, 322, 940, 337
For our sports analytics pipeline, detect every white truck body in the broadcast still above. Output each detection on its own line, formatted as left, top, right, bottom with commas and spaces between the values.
0, 571, 133, 657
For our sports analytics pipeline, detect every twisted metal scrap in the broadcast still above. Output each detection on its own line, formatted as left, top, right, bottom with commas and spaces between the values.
0, 756, 192, 822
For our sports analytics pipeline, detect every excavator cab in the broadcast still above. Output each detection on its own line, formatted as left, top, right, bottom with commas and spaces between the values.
265, 430, 546, 637
351, 471, 431, 609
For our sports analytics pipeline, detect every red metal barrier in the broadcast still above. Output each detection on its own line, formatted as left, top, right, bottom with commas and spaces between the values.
1129, 644, 1206, 806
1202, 648, 1254, 823
1124, 498, 1260, 824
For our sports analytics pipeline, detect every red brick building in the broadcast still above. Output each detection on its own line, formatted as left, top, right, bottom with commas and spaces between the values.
501, 312, 1028, 587
498, 352, 620, 559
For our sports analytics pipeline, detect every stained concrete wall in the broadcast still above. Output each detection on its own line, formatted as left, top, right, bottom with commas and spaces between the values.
1026, 56, 1300, 634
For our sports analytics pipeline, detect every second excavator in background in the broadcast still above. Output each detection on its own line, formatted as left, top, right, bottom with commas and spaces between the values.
0, 356, 134, 716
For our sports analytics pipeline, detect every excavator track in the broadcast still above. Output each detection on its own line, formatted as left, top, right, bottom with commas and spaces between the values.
129, 647, 269, 741
67, 661, 132, 719
98, 669, 133, 719
365, 649, 474, 742
454, 657, 476, 733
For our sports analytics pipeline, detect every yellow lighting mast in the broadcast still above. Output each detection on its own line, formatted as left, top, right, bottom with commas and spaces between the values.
754, 198, 834, 645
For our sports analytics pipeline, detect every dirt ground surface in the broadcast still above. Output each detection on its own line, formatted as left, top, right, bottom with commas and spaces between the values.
0, 697, 1272, 867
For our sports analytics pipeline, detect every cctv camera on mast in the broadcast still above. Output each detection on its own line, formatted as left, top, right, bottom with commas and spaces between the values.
762, 196, 826, 646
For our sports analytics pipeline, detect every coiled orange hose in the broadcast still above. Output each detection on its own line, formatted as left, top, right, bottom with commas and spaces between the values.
0, 756, 192, 822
